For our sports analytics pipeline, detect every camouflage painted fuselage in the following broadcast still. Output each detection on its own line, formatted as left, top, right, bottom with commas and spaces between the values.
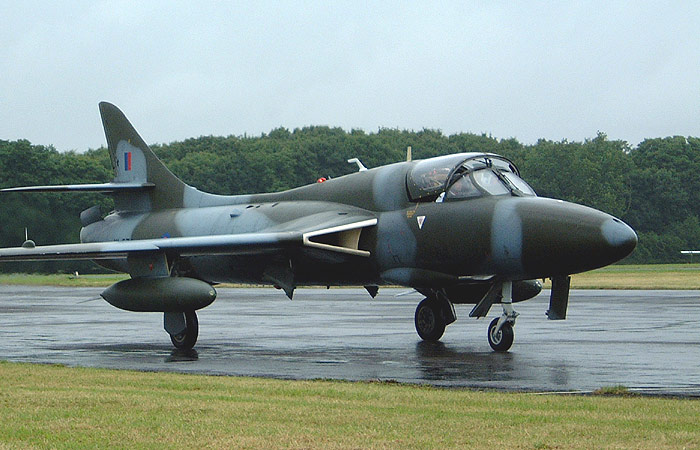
0, 102, 639, 351
82, 157, 636, 293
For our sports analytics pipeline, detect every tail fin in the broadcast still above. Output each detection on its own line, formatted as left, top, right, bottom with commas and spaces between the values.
99, 102, 187, 211
1, 103, 226, 211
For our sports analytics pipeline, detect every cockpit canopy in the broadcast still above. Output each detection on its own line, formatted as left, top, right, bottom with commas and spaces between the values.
406, 153, 536, 202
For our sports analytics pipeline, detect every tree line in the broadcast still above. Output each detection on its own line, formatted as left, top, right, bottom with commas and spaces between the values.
1, 129, 699, 272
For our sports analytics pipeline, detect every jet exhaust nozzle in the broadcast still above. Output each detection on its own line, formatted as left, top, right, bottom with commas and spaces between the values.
101, 277, 217, 312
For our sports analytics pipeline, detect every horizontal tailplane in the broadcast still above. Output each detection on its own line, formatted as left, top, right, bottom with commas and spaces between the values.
1, 103, 194, 212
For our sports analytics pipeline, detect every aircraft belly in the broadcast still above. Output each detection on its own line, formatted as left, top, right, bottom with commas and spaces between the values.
187, 254, 380, 286
187, 255, 267, 284
292, 257, 379, 285
93, 259, 129, 273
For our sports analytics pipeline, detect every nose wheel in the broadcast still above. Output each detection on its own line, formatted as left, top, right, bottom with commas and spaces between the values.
488, 317, 514, 352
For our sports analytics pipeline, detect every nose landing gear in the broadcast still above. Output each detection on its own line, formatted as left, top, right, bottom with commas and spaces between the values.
488, 317, 514, 351
413, 281, 520, 352
488, 281, 518, 352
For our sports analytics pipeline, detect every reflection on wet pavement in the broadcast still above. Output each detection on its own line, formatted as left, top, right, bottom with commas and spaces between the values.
1, 286, 699, 396
166, 348, 199, 363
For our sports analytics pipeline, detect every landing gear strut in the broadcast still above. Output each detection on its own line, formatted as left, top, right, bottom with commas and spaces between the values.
413, 282, 520, 351
168, 311, 199, 350
488, 281, 518, 352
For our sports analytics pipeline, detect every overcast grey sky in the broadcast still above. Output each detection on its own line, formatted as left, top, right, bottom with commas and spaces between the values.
1, 1, 698, 152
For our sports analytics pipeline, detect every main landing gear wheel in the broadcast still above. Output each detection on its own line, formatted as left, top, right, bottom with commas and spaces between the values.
488, 317, 514, 352
170, 311, 199, 350
415, 298, 446, 341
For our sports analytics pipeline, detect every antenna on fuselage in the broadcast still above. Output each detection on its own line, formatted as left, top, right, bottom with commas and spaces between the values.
406, 146, 412, 162
347, 158, 368, 172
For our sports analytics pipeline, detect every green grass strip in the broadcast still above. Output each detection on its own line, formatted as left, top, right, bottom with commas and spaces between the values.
0, 361, 698, 449
4, 263, 700, 289
0, 273, 128, 287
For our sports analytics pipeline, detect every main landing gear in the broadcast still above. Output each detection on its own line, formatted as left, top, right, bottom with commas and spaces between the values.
414, 281, 519, 352
165, 310, 199, 350
414, 298, 446, 341
414, 293, 456, 342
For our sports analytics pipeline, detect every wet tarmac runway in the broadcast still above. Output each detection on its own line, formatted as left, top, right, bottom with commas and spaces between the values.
1, 285, 699, 395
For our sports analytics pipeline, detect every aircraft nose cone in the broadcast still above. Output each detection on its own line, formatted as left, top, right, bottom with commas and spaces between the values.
515, 198, 637, 277
601, 217, 638, 258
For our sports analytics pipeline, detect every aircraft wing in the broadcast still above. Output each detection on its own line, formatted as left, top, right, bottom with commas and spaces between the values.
0, 232, 302, 261
0, 182, 155, 193
0, 216, 377, 262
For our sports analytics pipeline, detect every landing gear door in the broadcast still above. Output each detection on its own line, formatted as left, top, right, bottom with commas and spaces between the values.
547, 275, 571, 320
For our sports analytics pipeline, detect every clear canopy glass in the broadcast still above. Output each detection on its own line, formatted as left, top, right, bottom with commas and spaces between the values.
407, 153, 535, 201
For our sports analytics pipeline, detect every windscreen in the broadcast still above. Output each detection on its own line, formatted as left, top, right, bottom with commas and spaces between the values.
407, 153, 535, 202
501, 172, 536, 195
406, 154, 474, 201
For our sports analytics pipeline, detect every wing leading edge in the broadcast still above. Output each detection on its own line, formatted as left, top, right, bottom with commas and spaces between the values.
0, 232, 301, 261
0, 218, 378, 262
0, 182, 155, 193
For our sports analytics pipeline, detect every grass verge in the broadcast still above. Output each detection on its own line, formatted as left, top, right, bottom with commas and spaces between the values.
539, 264, 700, 290
0, 361, 699, 449
0, 273, 128, 287
591, 385, 640, 397
3, 264, 700, 289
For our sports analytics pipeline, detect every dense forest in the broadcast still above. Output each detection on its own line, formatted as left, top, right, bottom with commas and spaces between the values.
1, 129, 699, 272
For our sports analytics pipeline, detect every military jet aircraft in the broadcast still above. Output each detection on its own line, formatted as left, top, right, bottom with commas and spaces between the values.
0, 103, 637, 352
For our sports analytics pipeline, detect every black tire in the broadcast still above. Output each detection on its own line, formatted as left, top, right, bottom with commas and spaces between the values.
170, 311, 199, 350
414, 298, 446, 341
487, 317, 514, 352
